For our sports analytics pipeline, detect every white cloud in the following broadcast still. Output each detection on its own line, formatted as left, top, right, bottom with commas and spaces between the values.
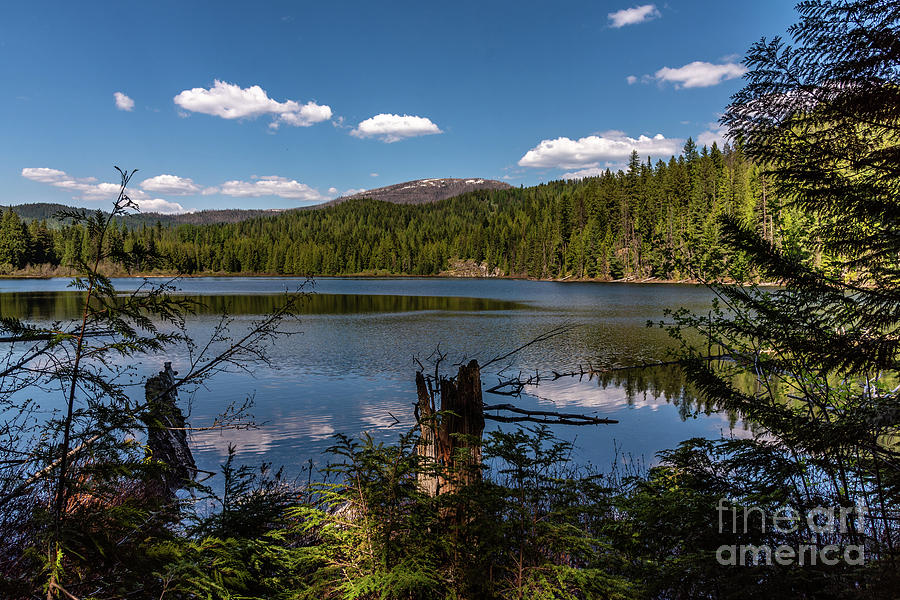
217, 176, 325, 201
518, 131, 681, 170
114, 92, 134, 111
20, 167, 73, 183
326, 186, 367, 198
173, 80, 332, 128
351, 113, 442, 143
269, 102, 334, 129
697, 123, 727, 148
652, 61, 747, 89
137, 199, 188, 214
140, 174, 201, 195
369, 172, 379, 177
21, 167, 186, 213
608, 4, 660, 27
625, 75, 638, 85
562, 167, 614, 180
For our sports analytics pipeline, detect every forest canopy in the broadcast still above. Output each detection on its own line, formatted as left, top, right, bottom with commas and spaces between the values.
2, 141, 812, 282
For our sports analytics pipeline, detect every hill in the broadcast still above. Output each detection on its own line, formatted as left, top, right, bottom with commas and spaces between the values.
2, 177, 509, 226
0, 203, 280, 227
2, 150, 815, 283
322, 178, 511, 207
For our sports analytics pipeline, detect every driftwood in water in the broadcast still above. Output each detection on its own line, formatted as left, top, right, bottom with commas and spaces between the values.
416, 360, 485, 496
142, 362, 196, 498
482, 403, 617, 425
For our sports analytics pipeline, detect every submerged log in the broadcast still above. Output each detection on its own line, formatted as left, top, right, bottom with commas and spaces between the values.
142, 362, 196, 498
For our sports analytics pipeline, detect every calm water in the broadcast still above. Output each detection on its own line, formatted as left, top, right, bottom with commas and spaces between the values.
0, 277, 751, 478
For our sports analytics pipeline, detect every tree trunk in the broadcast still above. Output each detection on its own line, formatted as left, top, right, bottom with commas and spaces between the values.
416, 360, 485, 496
415, 371, 439, 497
142, 362, 196, 500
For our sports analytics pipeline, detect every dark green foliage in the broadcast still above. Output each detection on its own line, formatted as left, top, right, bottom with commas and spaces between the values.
77, 427, 633, 600
135, 146, 781, 279
0, 208, 29, 270
648, 0, 900, 596
612, 437, 880, 599
273, 427, 634, 599
147, 449, 312, 600
2, 146, 804, 280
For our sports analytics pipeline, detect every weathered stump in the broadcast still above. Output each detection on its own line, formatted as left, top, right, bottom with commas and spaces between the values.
141, 362, 196, 498
416, 371, 440, 497
416, 360, 485, 496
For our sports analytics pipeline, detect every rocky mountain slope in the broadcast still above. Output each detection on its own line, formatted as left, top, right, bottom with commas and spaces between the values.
322, 178, 511, 207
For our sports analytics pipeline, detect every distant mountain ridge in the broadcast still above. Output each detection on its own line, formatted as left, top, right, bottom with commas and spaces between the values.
0, 202, 282, 227
322, 178, 511, 207
3, 177, 509, 226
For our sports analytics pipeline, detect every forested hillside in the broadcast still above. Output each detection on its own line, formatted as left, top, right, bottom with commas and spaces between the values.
0, 140, 814, 280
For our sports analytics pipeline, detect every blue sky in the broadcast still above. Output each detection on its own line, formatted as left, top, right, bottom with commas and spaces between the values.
0, 1, 797, 213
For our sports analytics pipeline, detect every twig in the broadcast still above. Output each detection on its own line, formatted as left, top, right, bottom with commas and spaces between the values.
481, 324, 574, 370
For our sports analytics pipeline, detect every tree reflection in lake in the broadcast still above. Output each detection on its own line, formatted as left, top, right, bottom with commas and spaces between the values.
0, 290, 526, 321
0, 279, 748, 475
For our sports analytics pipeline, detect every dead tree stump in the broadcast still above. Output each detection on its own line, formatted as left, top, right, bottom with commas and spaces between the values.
141, 362, 196, 499
416, 359, 485, 496
416, 371, 440, 497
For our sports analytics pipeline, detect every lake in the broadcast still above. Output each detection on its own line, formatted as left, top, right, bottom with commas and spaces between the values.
0, 277, 751, 479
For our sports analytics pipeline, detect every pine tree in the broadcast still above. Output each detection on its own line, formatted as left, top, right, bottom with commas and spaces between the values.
679, 0, 900, 586
0, 209, 28, 270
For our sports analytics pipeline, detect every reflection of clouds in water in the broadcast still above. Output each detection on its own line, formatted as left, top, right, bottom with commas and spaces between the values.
191, 414, 336, 457
8, 280, 729, 476
358, 401, 413, 430
520, 376, 755, 438
522, 378, 670, 412
192, 427, 277, 456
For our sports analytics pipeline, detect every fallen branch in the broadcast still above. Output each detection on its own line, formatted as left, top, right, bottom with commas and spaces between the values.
480, 324, 574, 370
483, 403, 617, 425
0, 330, 115, 343
486, 353, 734, 396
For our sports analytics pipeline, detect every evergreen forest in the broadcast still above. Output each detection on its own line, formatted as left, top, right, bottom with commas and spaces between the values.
1, 142, 811, 282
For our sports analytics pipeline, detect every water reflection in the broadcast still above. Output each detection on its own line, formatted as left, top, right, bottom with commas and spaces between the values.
519, 364, 752, 431
0, 291, 526, 321
0, 278, 748, 476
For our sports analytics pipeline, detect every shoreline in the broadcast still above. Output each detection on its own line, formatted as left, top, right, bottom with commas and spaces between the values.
0, 271, 780, 286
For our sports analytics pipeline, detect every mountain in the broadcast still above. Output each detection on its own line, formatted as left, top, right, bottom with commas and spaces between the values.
1, 203, 86, 225
0, 148, 799, 283
321, 178, 512, 207
1, 203, 281, 227
3, 178, 509, 226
